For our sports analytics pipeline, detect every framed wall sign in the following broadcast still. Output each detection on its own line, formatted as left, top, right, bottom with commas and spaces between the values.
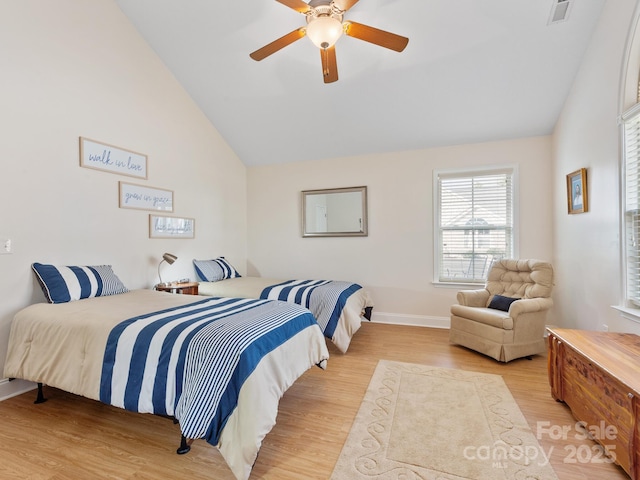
79, 137, 148, 179
149, 215, 195, 239
119, 182, 173, 212
567, 168, 588, 214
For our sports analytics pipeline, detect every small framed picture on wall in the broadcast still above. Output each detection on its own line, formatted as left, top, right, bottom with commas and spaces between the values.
149, 214, 195, 239
567, 168, 588, 214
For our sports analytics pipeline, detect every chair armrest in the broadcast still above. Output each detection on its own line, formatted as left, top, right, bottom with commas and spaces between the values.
509, 298, 554, 317
457, 289, 490, 307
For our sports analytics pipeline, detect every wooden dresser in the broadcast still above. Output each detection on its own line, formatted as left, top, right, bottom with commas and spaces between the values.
547, 328, 640, 479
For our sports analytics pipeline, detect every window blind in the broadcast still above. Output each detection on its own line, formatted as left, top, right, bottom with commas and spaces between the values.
624, 105, 640, 306
436, 168, 514, 283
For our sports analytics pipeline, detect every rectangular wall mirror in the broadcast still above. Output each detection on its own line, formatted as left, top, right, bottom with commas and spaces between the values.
302, 186, 368, 237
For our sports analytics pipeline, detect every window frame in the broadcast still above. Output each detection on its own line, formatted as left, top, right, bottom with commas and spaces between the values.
432, 164, 519, 287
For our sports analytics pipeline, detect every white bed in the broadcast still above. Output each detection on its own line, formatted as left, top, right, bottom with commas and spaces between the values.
198, 276, 373, 353
4, 289, 329, 480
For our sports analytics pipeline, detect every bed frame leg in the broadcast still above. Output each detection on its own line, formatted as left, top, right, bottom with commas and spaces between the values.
34, 383, 47, 404
177, 435, 192, 455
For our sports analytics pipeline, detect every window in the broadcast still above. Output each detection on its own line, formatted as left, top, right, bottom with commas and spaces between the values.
434, 166, 517, 284
622, 103, 640, 307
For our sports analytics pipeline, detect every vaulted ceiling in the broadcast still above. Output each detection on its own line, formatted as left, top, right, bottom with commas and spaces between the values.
115, 0, 606, 166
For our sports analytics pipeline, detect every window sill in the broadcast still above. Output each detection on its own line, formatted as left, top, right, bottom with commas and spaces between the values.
433, 281, 485, 289
611, 305, 640, 324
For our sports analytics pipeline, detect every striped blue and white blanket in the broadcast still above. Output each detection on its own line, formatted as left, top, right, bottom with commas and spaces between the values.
259, 280, 362, 339
99, 296, 323, 445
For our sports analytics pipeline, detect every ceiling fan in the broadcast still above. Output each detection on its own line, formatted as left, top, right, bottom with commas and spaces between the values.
250, 0, 409, 84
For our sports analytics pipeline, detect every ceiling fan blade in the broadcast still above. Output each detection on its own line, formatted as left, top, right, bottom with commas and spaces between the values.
333, 0, 360, 12
276, 0, 312, 13
250, 28, 306, 61
344, 21, 409, 52
320, 46, 338, 83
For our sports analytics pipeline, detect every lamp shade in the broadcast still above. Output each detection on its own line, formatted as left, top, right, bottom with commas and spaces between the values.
306, 16, 343, 49
162, 253, 177, 265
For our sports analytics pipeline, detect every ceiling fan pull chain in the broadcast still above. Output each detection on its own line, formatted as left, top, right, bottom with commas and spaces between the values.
323, 50, 329, 77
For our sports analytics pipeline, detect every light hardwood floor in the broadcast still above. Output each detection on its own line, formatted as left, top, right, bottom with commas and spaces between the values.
0, 323, 630, 479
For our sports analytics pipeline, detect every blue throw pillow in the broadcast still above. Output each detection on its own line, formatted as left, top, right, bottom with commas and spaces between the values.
488, 294, 519, 312
193, 257, 241, 282
32, 262, 129, 304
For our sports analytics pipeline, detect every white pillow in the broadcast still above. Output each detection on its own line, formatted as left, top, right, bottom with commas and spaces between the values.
193, 257, 241, 282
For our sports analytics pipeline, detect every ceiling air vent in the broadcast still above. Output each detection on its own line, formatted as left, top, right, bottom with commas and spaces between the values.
548, 0, 573, 25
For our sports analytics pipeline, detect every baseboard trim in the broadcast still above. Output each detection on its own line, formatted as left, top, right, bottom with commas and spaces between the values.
370, 312, 450, 329
0, 378, 36, 402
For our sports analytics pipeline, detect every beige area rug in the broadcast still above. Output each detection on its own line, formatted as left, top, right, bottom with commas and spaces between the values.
330, 360, 558, 480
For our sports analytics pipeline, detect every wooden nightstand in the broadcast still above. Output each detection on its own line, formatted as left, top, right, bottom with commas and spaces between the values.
155, 282, 199, 295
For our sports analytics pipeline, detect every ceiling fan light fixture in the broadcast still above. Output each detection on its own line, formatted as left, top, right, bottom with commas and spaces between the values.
306, 16, 343, 49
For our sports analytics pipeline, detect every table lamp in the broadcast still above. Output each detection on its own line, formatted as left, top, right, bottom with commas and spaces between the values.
157, 252, 177, 286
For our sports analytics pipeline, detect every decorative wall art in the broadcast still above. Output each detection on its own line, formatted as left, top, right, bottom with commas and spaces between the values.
567, 168, 588, 214
119, 182, 173, 212
149, 215, 195, 239
79, 137, 148, 179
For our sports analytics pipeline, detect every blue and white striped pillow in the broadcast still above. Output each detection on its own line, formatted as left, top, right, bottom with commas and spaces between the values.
193, 257, 241, 282
32, 262, 129, 304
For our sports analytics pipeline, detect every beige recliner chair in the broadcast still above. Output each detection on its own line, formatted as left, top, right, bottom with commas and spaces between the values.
449, 259, 554, 362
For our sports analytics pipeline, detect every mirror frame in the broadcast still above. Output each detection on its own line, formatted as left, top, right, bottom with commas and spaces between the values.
302, 186, 368, 237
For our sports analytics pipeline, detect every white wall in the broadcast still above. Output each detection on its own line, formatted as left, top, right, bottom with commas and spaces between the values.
247, 136, 553, 326
552, 0, 639, 332
0, 0, 247, 398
